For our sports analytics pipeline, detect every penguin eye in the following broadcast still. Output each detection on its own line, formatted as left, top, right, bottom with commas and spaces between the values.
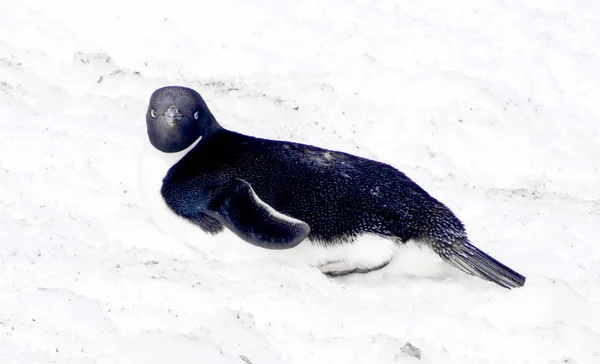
194, 111, 199, 120
150, 109, 157, 118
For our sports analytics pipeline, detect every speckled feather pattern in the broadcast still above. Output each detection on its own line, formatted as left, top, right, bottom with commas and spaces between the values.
162, 129, 452, 244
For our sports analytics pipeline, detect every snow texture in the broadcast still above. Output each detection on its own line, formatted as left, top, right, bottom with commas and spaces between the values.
1, 0, 600, 363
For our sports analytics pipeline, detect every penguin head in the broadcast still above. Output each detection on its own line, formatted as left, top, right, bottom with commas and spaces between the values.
146, 86, 221, 153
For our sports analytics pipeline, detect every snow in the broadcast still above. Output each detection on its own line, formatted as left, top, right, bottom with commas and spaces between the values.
1, 0, 599, 363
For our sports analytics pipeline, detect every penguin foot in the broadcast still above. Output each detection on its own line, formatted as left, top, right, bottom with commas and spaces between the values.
320, 260, 391, 276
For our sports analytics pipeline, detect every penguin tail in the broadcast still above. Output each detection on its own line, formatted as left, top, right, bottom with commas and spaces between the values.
430, 238, 526, 289
389, 203, 525, 288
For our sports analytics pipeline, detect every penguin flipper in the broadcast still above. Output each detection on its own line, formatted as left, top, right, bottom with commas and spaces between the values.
205, 178, 310, 249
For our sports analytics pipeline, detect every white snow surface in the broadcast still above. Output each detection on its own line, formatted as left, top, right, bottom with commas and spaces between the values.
1, 0, 600, 363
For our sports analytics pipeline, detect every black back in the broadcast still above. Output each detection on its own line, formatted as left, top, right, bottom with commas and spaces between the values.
161, 129, 462, 244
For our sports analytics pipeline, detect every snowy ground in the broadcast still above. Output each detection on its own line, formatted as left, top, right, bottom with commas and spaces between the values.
1, 0, 600, 363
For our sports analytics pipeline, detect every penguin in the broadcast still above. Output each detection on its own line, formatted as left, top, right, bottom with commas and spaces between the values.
142, 85, 526, 289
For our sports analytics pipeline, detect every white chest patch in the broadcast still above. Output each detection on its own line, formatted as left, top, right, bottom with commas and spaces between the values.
136, 138, 204, 241
137, 140, 195, 208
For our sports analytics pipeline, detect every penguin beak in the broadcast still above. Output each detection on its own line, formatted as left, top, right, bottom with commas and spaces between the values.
164, 105, 183, 125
